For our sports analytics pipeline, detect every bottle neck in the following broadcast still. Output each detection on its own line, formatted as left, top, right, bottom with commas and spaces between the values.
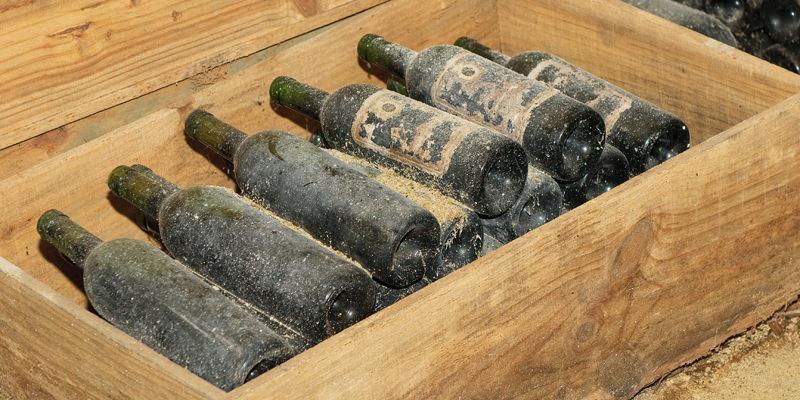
454, 36, 512, 66
184, 110, 248, 162
269, 76, 330, 121
107, 165, 180, 224
37, 209, 103, 268
357, 34, 418, 79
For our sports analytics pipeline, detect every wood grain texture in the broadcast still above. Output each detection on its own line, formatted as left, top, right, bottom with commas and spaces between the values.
0, 0, 384, 150
0, 257, 223, 399
233, 92, 800, 400
498, 0, 800, 145
0, 0, 498, 181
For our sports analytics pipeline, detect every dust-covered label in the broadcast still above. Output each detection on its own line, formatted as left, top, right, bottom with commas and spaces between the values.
430, 52, 559, 142
526, 58, 633, 131
351, 90, 473, 178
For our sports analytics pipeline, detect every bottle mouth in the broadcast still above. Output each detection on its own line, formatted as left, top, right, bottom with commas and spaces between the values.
645, 123, 690, 170
479, 150, 527, 217
390, 224, 436, 284
326, 286, 373, 335
585, 152, 630, 201
561, 120, 605, 181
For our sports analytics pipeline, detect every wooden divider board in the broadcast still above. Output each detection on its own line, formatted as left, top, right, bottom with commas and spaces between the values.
0, 0, 384, 150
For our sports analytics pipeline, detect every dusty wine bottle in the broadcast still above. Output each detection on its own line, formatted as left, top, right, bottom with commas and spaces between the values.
479, 165, 563, 244
560, 144, 630, 209
269, 76, 528, 217
184, 110, 440, 288
619, 0, 739, 46
357, 34, 606, 182
454, 37, 691, 176
107, 164, 376, 345
762, 0, 800, 45
37, 210, 295, 391
325, 147, 484, 281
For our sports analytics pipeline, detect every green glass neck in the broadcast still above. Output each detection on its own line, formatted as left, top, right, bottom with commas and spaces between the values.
454, 36, 512, 66
269, 76, 330, 121
107, 165, 180, 224
184, 110, 248, 162
357, 34, 418, 79
37, 209, 103, 268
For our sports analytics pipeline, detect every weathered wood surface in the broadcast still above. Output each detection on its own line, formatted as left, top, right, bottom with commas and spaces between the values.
0, 0, 498, 181
235, 91, 800, 400
0, 0, 384, 150
0, 256, 223, 399
499, 0, 800, 145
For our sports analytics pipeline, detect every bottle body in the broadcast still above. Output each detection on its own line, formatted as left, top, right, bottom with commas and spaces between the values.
479, 165, 563, 244
360, 37, 607, 182
560, 144, 630, 209
316, 83, 528, 217
37, 210, 294, 391
762, 0, 800, 45
108, 166, 377, 345
619, 0, 739, 46
503, 51, 690, 175
183, 111, 442, 288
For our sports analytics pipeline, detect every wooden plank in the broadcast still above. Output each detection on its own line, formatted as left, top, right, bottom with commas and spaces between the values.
231, 93, 800, 399
0, 0, 499, 181
0, 0, 385, 150
498, 0, 800, 145
0, 257, 223, 399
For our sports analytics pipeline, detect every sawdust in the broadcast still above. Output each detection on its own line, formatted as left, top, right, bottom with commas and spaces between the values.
634, 313, 800, 400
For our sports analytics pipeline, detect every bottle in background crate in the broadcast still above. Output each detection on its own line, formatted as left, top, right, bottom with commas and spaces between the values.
184, 110, 440, 288
37, 210, 295, 391
619, 0, 739, 46
357, 34, 606, 182
269, 76, 529, 217
107, 164, 376, 346
454, 37, 690, 176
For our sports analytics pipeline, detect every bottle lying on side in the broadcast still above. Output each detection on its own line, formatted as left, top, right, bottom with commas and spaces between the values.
560, 144, 631, 210
321, 144, 484, 281
184, 110, 440, 288
454, 36, 690, 176
619, 0, 738, 46
269, 76, 529, 217
107, 164, 376, 346
357, 34, 607, 182
479, 165, 563, 245
37, 210, 295, 391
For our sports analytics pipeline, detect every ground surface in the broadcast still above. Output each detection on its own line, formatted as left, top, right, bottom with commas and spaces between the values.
633, 309, 800, 400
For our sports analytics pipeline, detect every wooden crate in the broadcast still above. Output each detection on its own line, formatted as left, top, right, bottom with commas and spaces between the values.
2, 0, 799, 398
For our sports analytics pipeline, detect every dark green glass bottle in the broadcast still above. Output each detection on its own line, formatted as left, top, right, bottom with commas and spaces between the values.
479, 165, 563, 244
269, 76, 528, 217
107, 164, 376, 345
37, 210, 294, 391
762, 0, 800, 45
619, 0, 739, 46
455, 37, 691, 176
560, 144, 630, 210
325, 147, 484, 281
184, 110, 440, 288
357, 34, 606, 182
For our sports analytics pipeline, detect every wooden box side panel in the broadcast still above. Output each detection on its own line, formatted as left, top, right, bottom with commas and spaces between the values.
0, 257, 223, 399
0, 0, 384, 150
233, 91, 800, 400
498, 0, 800, 144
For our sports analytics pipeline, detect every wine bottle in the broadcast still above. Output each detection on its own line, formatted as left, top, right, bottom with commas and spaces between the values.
560, 144, 630, 209
184, 110, 440, 288
324, 147, 484, 281
762, 0, 800, 45
761, 42, 800, 72
37, 210, 294, 391
619, 0, 739, 46
357, 34, 606, 182
374, 276, 431, 311
269, 76, 528, 217
479, 165, 563, 244
454, 37, 691, 176
107, 164, 376, 345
